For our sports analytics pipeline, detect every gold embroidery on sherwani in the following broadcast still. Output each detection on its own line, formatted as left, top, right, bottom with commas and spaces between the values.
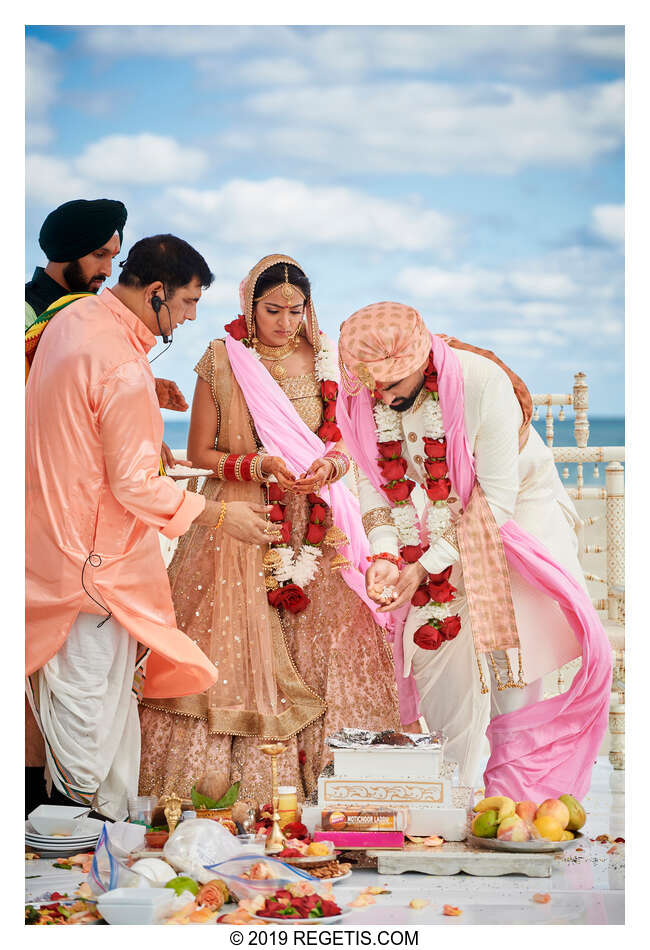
141, 339, 326, 739
362, 507, 394, 535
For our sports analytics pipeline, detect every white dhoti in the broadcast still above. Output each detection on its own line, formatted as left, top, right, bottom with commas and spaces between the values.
26, 612, 141, 821
410, 465, 580, 788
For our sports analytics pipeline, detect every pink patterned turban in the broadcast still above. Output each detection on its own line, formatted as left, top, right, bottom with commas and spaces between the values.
338, 301, 431, 394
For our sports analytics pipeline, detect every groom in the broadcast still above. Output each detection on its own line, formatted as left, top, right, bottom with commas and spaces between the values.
337, 302, 611, 799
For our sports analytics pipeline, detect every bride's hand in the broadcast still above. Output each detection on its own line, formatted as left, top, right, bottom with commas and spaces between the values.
293, 458, 334, 494
261, 456, 297, 491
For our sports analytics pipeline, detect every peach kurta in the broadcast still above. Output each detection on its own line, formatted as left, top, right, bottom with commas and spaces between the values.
26, 288, 217, 699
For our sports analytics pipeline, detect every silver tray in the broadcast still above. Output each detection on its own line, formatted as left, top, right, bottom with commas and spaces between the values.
326, 728, 445, 750
468, 831, 584, 853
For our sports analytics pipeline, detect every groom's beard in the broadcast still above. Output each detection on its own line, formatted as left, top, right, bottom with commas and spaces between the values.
390, 379, 424, 413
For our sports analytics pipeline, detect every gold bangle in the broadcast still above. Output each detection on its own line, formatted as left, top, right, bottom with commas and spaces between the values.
216, 500, 227, 530
217, 454, 227, 480
234, 455, 244, 481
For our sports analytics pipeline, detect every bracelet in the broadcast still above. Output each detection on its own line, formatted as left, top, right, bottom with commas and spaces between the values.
216, 454, 227, 480
216, 500, 227, 529
223, 454, 239, 481
253, 454, 267, 482
324, 450, 350, 483
234, 455, 245, 481
240, 453, 256, 482
366, 552, 402, 567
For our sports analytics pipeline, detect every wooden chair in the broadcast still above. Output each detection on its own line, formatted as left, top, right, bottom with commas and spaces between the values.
533, 373, 625, 782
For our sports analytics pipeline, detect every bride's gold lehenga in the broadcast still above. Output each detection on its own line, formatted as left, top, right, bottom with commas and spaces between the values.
138, 340, 400, 804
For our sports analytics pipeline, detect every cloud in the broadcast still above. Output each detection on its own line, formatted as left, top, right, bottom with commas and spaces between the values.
73, 133, 208, 185
591, 204, 624, 245
394, 244, 623, 356
79, 25, 293, 58
163, 178, 457, 252
25, 37, 61, 147
26, 154, 95, 207
78, 26, 624, 85
232, 79, 623, 176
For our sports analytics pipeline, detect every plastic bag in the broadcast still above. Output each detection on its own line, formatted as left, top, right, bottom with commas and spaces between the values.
162, 818, 242, 884
89, 824, 149, 894
205, 855, 318, 902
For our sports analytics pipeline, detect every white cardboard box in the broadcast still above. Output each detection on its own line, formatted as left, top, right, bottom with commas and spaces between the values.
333, 746, 442, 780
317, 775, 451, 808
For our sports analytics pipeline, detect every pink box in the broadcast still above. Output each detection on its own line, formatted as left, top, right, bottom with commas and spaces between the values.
313, 828, 404, 850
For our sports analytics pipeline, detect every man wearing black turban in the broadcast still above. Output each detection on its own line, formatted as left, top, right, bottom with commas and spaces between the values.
25, 198, 128, 327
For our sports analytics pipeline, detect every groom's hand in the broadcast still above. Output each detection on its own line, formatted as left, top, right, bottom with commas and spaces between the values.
366, 559, 400, 604
377, 561, 428, 612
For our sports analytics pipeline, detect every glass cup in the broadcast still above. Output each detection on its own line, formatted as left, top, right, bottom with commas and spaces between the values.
127, 795, 158, 826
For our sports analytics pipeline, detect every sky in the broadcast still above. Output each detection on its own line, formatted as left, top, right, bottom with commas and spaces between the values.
25, 25, 625, 416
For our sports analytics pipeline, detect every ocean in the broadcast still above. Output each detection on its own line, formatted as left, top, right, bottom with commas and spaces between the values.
164, 416, 624, 487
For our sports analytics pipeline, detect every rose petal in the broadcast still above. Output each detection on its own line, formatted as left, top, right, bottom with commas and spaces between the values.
348, 894, 376, 908
443, 905, 462, 916
409, 899, 429, 910
532, 893, 551, 904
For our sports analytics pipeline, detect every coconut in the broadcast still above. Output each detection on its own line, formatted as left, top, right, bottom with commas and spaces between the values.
195, 771, 231, 804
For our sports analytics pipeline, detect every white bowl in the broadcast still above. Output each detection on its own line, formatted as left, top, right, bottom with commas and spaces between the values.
28, 805, 87, 837
96, 888, 176, 925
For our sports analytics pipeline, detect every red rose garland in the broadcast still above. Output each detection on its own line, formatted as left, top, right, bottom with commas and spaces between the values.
225, 314, 340, 614
375, 352, 462, 651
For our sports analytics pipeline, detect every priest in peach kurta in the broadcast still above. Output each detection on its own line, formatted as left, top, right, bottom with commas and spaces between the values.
26, 288, 218, 818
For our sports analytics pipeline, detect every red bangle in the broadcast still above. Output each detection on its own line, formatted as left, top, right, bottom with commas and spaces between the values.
240, 453, 256, 482
223, 454, 239, 481
366, 552, 402, 567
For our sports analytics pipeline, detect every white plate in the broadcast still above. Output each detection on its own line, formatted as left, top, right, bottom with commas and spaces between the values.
467, 831, 584, 853
329, 869, 353, 884
25, 844, 99, 858
26, 817, 103, 838
255, 907, 351, 925
280, 846, 336, 868
26, 835, 99, 844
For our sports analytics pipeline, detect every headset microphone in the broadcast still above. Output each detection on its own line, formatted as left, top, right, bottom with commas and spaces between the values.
151, 293, 171, 344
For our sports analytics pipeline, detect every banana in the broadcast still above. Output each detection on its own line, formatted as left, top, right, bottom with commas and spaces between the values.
473, 796, 516, 822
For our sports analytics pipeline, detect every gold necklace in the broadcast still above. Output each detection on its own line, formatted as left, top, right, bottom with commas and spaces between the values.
254, 336, 299, 380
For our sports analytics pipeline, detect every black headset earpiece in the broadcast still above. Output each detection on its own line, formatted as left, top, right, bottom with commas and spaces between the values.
150, 293, 171, 344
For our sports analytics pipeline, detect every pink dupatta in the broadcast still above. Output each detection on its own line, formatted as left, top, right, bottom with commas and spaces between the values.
224, 333, 385, 626
337, 332, 611, 799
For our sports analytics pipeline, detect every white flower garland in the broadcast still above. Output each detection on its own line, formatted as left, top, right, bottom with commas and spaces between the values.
269, 334, 339, 590
314, 334, 338, 383
373, 391, 455, 623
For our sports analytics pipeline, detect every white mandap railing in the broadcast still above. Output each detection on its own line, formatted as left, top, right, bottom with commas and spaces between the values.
532, 373, 625, 777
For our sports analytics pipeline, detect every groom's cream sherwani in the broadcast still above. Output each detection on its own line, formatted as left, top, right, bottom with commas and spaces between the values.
357, 348, 584, 782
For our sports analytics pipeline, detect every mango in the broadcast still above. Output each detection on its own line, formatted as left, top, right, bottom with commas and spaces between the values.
535, 798, 570, 830
533, 816, 564, 841
515, 801, 537, 824
471, 809, 499, 838
474, 796, 516, 822
559, 794, 586, 832
560, 830, 575, 841
497, 816, 531, 841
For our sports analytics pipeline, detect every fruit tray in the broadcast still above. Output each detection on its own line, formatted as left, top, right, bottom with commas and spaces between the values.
467, 831, 584, 854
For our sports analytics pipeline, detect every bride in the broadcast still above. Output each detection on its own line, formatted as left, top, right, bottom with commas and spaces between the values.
138, 254, 405, 804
